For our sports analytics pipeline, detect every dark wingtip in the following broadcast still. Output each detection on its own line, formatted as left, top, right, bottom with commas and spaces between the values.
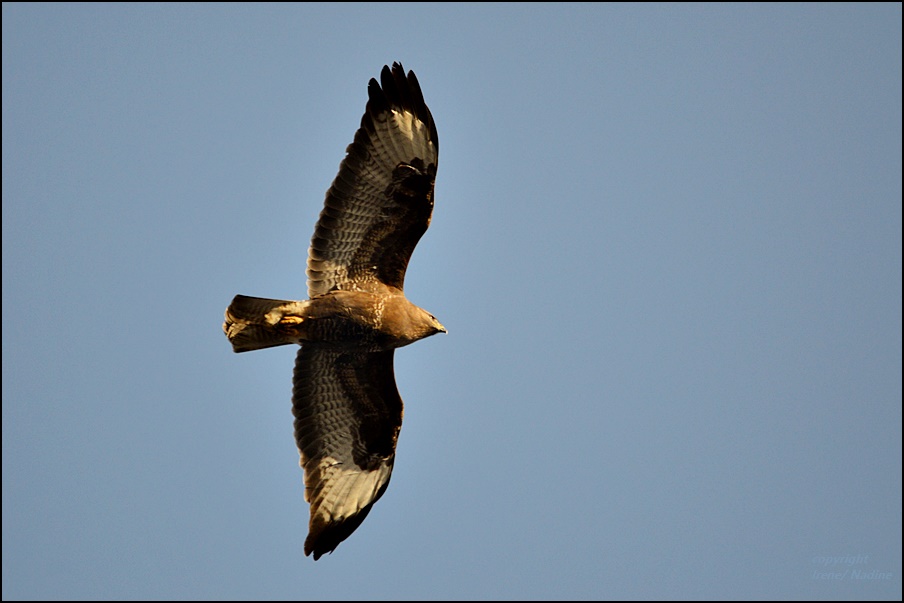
364, 62, 438, 151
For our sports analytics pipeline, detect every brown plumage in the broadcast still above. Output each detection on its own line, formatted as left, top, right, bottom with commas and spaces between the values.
223, 63, 444, 560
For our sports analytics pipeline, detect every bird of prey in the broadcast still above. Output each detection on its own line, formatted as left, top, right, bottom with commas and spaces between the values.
223, 63, 444, 560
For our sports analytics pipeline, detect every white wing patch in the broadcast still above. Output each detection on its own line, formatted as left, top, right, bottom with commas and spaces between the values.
304, 454, 393, 524
389, 109, 436, 163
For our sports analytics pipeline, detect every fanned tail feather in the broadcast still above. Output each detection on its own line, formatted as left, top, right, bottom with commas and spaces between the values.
223, 295, 309, 352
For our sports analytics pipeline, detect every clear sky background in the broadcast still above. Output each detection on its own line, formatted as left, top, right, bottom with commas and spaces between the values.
3, 3, 901, 601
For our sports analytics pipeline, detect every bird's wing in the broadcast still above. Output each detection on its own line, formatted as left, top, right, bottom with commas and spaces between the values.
292, 347, 402, 559
307, 62, 439, 298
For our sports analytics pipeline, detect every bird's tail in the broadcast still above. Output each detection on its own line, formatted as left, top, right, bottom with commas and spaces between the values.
223, 295, 310, 353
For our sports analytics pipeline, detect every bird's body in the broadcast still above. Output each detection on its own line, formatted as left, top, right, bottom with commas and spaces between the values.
223, 63, 443, 560
225, 289, 443, 352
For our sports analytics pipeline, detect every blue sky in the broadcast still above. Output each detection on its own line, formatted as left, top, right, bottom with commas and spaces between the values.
3, 3, 901, 600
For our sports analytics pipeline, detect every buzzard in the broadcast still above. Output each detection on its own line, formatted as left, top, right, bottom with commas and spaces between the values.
223, 63, 444, 560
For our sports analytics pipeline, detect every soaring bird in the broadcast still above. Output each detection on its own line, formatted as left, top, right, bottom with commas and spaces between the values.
223, 63, 444, 559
